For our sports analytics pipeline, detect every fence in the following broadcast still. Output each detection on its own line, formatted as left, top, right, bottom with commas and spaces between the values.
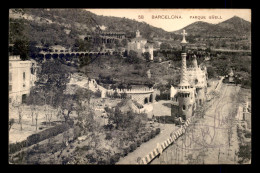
139, 117, 194, 164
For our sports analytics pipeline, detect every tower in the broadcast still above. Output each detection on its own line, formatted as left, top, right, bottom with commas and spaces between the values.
177, 30, 194, 121
148, 44, 154, 61
192, 54, 198, 68
136, 30, 140, 38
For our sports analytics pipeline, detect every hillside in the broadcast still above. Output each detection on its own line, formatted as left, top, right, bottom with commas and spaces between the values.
173, 16, 251, 38
9, 8, 173, 47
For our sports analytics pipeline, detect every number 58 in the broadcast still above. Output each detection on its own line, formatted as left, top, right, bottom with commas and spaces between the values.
138, 15, 144, 19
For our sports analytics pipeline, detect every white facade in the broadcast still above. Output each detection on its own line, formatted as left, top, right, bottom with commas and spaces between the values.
127, 30, 154, 61
9, 55, 37, 104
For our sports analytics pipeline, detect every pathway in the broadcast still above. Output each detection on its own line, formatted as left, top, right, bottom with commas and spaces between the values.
151, 84, 241, 164
116, 123, 178, 164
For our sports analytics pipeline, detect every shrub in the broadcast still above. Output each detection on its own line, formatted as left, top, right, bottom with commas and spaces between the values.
105, 132, 112, 140
136, 139, 141, 147
130, 143, 137, 152
142, 135, 148, 142
98, 158, 110, 165
123, 146, 130, 156
155, 128, 160, 135
150, 130, 156, 138
110, 153, 121, 164
146, 133, 151, 141
86, 154, 97, 163
9, 140, 28, 154
27, 123, 70, 146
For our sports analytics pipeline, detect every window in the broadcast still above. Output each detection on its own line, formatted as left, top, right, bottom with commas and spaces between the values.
183, 105, 186, 110
9, 85, 12, 92
23, 84, 26, 88
23, 72, 26, 80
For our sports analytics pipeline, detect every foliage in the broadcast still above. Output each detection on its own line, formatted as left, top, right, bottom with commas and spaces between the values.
105, 132, 112, 140
27, 123, 71, 146
238, 144, 251, 163
129, 142, 137, 152
12, 39, 30, 60
160, 42, 172, 50
155, 93, 170, 101
110, 153, 121, 164
207, 66, 216, 79
107, 107, 147, 131
9, 140, 28, 154
125, 50, 141, 64
94, 90, 101, 98
143, 52, 151, 61
155, 128, 160, 135
122, 146, 130, 156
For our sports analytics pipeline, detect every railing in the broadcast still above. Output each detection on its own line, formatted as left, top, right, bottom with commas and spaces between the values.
139, 116, 194, 164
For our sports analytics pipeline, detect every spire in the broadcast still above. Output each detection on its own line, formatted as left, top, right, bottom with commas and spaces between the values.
192, 54, 198, 68
136, 30, 140, 37
179, 30, 190, 87
179, 53, 190, 87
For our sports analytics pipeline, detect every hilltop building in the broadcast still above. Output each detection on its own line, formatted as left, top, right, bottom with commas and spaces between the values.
9, 55, 38, 104
127, 30, 154, 61
170, 30, 208, 124
228, 68, 235, 83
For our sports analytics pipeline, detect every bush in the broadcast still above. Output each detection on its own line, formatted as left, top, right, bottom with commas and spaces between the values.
142, 135, 149, 142
105, 132, 112, 140
136, 139, 141, 147
150, 130, 156, 138
155, 128, 160, 135
9, 140, 28, 154
97, 158, 110, 165
130, 143, 137, 152
27, 123, 70, 146
86, 154, 97, 163
110, 153, 121, 164
123, 146, 130, 156
146, 133, 151, 140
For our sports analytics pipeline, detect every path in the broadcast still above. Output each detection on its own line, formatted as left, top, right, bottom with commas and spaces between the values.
151, 84, 241, 164
116, 123, 177, 164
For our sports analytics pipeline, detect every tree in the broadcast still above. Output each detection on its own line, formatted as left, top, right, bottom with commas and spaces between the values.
47, 109, 54, 126
108, 107, 123, 130
9, 119, 15, 132
121, 92, 127, 99
29, 105, 35, 125
60, 94, 76, 123
13, 39, 30, 60
126, 50, 140, 64
121, 39, 128, 47
143, 52, 151, 61
113, 91, 119, 98
207, 66, 216, 79
74, 88, 93, 129
35, 111, 39, 131
18, 105, 24, 131
160, 42, 172, 50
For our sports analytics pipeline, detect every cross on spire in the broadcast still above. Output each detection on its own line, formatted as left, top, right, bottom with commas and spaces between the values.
181, 29, 188, 44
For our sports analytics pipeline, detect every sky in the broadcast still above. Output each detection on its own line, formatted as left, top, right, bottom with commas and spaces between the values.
86, 9, 251, 32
